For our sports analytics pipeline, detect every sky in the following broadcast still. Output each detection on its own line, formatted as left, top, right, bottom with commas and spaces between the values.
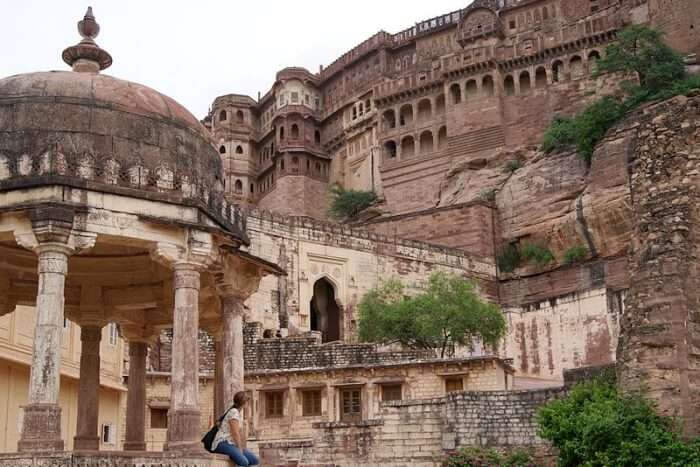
0, 0, 469, 119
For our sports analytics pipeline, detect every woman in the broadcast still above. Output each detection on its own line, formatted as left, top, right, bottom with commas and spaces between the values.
211, 391, 260, 466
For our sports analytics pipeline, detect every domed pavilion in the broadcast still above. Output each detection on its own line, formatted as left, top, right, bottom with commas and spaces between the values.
0, 8, 280, 464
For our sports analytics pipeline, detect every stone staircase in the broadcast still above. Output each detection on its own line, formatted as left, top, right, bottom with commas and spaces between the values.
446, 126, 505, 159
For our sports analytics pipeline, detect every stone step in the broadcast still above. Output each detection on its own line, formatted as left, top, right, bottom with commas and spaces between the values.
447, 126, 505, 158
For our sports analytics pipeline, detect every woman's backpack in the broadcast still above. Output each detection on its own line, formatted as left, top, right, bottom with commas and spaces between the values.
201, 406, 234, 452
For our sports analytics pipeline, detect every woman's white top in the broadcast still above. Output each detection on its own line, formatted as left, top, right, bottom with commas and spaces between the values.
211, 407, 242, 451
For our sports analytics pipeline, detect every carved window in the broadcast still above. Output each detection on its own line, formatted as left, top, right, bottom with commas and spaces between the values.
236, 110, 244, 123
381, 384, 402, 402
445, 377, 464, 393
301, 389, 323, 417
234, 180, 243, 194
219, 145, 226, 154
219, 110, 227, 122
291, 124, 300, 139
265, 391, 285, 418
236, 145, 243, 154
340, 387, 362, 422
101, 423, 116, 445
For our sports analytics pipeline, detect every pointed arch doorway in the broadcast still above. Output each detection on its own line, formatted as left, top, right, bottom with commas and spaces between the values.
310, 277, 341, 343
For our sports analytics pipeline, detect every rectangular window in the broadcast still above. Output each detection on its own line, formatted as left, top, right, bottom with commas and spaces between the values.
101, 423, 116, 445
291, 92, 299, 103
445, 377, 464, 394
150, 408, 168, 429
340, 387, 362, 422
381, 384, 402, 402
265, 391, 284, 418
301, 389, 323, 417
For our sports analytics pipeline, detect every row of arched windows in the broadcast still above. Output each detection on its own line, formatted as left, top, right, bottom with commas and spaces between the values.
383, 126, 447, 161
279, 124, 322, 144
277, 156, 329, 177
448, 50, 602, 103
219, 144, 244, 155
382, 95, 447, 132
218, 109, 245, 124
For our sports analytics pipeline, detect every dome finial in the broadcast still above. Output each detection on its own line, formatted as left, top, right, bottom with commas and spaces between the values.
62, 6, 112, 73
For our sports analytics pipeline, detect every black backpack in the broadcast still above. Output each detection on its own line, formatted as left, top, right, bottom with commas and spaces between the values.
201, 405, 235, 452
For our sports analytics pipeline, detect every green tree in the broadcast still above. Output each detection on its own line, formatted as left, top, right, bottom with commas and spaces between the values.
328, 183, 377, 220
357, 272, 506, 358
594, 25, 686, 93
537, 379, 700, 467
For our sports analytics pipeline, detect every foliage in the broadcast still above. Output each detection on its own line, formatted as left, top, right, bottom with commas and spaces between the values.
542, 96, 629, 163
537, 379, 700, 467
593, 25, 686, 94
357, 272, 506, 358
328, 184, 377, 220
497, 244, 521, 273
563, 245, 588, 265
503, 160, 523, 173
445, 447, 537, 467
520, 244, 555, 268
543, 25, 700, 164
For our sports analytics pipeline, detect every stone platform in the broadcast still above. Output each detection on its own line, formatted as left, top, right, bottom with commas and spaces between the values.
0, 452, 234, 467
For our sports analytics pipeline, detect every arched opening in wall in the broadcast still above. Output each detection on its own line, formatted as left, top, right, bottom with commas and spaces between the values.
384, 140, 397, 160
310, 277, 341, 343
465, 79, 478, 99
450, 83, 462, 104
281, 159, 285, 171
399, 104, 413, 126
382, 110, 397, 130
280, 126, 285, 140
435, 94, 446, 114
482, 75, 495, 96
219, 145, 226, 154
234, 179, 243, 194
570, 56, 583, 80
504, 75, 515, 96
236, 110, 244, 123
401, 135, 415, 158
250, 183, 255, 194
291, 124, 300, 139
314, 130, 321, 144
235, 145, 243, 154
519, 71, 531, 94
417, 99, 432, 121
542, 6, 549, 19
219, 110, 227, 122
419, 131, 434, 154
535, 67, 547, 88
552, 60, 565, 83
588, 50, 601, 73
437, 126, 447, 150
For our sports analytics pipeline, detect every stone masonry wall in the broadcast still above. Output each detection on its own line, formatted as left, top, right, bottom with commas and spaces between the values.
618, 93, 700, 437
259, 387, 565, 467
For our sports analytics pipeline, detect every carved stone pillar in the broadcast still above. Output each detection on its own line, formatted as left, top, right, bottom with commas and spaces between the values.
18, 243, 73, 452
73, 325, 103, 451
222, 296, 246, 406
213, 337, 224, 418
124, 341, 148, 451
166, 264, 202, 452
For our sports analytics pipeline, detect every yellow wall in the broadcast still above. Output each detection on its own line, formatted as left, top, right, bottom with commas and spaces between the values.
0, 306, 126, 453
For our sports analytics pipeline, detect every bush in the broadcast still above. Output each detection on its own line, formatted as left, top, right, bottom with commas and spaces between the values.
497, 244, 521, 273
446, 447, 537, 467
563, 245, 588, 264
328, 184, 376, 220
503, 160, 523, 173
520, 244, 555, 268
537, 379, 700, 467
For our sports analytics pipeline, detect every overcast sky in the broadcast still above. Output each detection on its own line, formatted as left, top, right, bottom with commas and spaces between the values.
1, 1, 468, 119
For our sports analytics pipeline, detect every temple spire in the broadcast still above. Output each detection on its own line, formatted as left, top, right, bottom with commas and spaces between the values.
61, 7, 113, 73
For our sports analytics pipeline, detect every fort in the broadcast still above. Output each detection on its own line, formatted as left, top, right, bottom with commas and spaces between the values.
0, 1, 699, 466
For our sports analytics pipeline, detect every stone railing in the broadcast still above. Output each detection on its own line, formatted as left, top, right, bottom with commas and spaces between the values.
0, 149, 248, 240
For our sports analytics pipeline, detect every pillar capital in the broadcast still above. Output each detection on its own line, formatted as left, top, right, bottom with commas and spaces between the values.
150, 230, 217, 272
214, 253, 266, 303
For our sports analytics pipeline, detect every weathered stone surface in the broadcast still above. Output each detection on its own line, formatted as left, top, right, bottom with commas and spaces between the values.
618, 94, 700, 437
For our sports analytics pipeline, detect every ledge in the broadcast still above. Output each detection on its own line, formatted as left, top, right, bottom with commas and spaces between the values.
312, 419, 383, 429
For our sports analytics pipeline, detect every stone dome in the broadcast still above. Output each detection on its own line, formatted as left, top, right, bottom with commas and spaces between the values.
0, 9, 245, 238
